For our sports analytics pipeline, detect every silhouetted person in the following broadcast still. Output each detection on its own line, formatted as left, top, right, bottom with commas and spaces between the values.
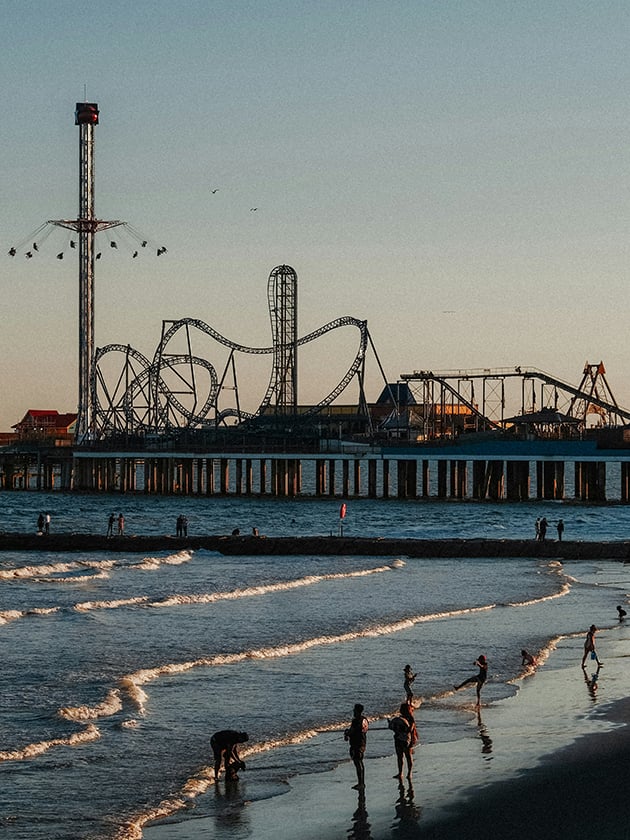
345, 703, 368, 790
37, 512, 45, 534
454, 654, 488, 706
211, 730, 249, 781
617, 605, 627, 621
539, 517, 548, 541
557, 519, 565, 541
107, 513, 115, 537
388, 702, 417, 780
581, 624, 602, 668
44, 512, 50, 535
403, 664, 416, 704
117, 513, 125, 536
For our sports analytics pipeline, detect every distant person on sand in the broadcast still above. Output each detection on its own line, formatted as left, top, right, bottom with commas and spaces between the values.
117, 513, 125, 536
210, 730, 248, 781
535, 517, 540, 540
37, 512, 45, 534
344, 703, 368, 790
454, 654, 488, 706
617, 605, 627, 621
107, 513, 115, 537
388, 702, 417, 780
581, 624, 602, 668
403, 664, 417, 704
557, 519, 565, 541
521, 649, 537, 667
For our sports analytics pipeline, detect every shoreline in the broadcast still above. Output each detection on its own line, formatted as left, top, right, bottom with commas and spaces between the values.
0, 532, 629, 559
143, 633, 630, 840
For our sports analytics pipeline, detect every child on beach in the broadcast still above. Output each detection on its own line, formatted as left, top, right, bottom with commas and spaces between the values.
581, 625, 602, 668
454, 654, 488, 706
403, 664, 417, 704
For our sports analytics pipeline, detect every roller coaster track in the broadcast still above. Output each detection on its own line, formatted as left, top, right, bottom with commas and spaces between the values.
401, 366, 630, 426
92, 316, 369, 436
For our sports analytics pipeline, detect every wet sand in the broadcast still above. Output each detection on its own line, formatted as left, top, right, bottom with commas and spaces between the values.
143, 631, 630, 840
1, 533, 630, 559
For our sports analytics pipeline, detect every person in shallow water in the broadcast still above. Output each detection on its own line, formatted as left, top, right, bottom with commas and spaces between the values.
454, 654, 488, 706
581, 624, 602, 668
344, 703, 368, 790
210, 730, 249, 780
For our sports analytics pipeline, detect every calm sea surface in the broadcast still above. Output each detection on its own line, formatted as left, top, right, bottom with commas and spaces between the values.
1, 492, 629, 839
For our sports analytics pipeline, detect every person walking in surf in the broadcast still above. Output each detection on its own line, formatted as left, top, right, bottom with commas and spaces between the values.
581, 625, 602, 668
403, 664, 417, 704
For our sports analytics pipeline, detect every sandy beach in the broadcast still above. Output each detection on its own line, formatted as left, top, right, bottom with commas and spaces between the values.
143, 627, 630, 840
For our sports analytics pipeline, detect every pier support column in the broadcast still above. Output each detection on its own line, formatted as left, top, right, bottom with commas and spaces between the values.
353, 460, 361, 496
316, 460, 325, 496
368, 460, 377, 498
220, 459, 229, 495
437, 461, 447, 498
622, 462, 630, 503
328, 459, 336, 496
259, 459, 267, 495
486, 461, 504, 500
421, 461, 429, 497
235, 460, 243, 495
382, 459, 390, 499
397, 460, 408, 499
342, 460, 350, 497
506, 461, 530, 501
245, 459, 253, 495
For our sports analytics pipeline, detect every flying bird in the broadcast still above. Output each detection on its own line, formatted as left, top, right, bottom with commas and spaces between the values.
211, 188, 219, 194
250, 207, 258, 212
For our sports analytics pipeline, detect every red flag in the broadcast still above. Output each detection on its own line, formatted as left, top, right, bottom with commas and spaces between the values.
340, 503, 347, 519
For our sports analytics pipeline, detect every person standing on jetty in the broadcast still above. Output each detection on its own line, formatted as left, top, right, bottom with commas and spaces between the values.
557, 519, 565, 541
117, 513, 125, 536
44, 512, 51, 535
388, 702, 417, 780
403, 664, 417, 704
454, 654, 488, 706
617, 605, 627, 621
345, 703, 368, 790
107, 513, 115, 537
37, 512, 45, 534
581, 624, 602, 668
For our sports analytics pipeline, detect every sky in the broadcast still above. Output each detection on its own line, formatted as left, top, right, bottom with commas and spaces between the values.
1, 0, 630, 431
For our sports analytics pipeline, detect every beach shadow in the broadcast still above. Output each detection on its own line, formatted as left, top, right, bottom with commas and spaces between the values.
347, 790, 372, 839
391, 781, 422, 836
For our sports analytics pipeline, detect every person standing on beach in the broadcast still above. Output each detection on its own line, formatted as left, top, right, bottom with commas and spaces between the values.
557, 519, 565, 541
388, 702, 417, 780
403, 664, 417, 704
210, 730, 249, 781
454, 654, 488, 706
581, 624, 602, 668
345, 703, 368, 790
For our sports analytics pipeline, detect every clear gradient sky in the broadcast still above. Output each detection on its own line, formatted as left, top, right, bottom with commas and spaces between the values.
1, 1, 629, 431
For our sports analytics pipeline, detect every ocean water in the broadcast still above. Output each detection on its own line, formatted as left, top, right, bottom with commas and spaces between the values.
1, 492, 630, 839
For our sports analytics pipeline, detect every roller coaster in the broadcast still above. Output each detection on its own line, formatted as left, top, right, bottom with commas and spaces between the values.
91, 265, 380, 439
400, 362, 630, 438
